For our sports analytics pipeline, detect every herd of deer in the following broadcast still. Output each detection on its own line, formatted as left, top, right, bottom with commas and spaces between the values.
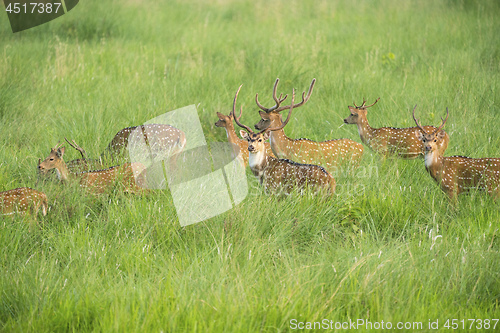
2, 78, 500, 219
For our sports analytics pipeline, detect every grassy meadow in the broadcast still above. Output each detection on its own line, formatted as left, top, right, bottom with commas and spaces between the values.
1, 0, 500, 331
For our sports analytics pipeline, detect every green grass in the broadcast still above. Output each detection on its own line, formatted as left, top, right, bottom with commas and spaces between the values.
1, 0, 500, 331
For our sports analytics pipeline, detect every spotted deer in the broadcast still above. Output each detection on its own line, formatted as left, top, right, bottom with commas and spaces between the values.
64, 138, 104, 173
234, 85, 336, 195
103, 124, 186, 163
38, 144, 147, 194
0, 187, 48, 217
59, 124, 186, 168
215, 110, 275, 167
413, 107, 500, 199
37, 138, 103, 181
344, 98, 450, 159
254, 78, 363, 173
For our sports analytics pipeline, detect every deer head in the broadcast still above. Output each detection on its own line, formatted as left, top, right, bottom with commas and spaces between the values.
38, 143, 68, 180
254, 78, 314, 131
343, 98, 380, 124
233, 85, 295, 153
214, 111, 234, 128
413, 106, 449, 153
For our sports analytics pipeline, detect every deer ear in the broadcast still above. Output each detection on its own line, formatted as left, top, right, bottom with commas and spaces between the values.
437, 130, 446, 140
414, 129, 424, 141
239, 130, 249, 140
259, 111, 269, 119
57, 147, 65, 157
262, 131, 270, 141
216, 112, 225, 120
255, 119, 270, 131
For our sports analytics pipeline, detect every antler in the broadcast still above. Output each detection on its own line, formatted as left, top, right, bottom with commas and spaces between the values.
255, 78, 315, 113
265, 89, 295, 132
353, 97, 380, 109
51, 141, 63, 151
65, 138, 88, 159
235, 85, 296, 135
255, 78, 288, 112
232, 85, 254, 134
413, 106, 449, 135
412, 104, 427, 133
434, 108, 449, 134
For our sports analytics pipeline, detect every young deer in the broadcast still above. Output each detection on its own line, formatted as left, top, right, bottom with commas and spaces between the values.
215, 110, 275, 167
38, 144, 147, 194
254, 78, 363, 173
413, 107, 500, 198
0, 187, 48, 217
344, 99, 450, 159
234, 85, 336, 195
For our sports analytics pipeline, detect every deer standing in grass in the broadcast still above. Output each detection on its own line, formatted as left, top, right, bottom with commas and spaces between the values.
215, 110, 275, 167
38, 144, 147, 194
255, 79, 363, 173
344, 98, 450, 159
234, 85, 336, 195
413, 107, 500, 199
0, 187, 48, 217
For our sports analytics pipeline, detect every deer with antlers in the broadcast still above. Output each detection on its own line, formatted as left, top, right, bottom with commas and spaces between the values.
254, 78, 363, 174
51, 124, 187, 172
413, 107, 500, 198
0, 187, 48, 217
38, 144, 147, 194
215, 110, 275, 167
233, 85, 336, 195
344, 98, 450, 159
102, 124, 186, 163
37, 138, 104, 181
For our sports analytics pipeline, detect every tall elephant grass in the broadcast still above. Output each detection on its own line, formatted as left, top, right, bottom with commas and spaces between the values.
1, 0, 499, 331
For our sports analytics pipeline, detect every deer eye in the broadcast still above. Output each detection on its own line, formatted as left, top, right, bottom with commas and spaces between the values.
434, 139, 437, 142
258, 139, 262, 142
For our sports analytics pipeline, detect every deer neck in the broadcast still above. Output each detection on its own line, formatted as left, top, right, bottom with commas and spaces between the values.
55, 161, 71, 181
224, 123, 244, 145
267, 116, 291, 158
248, 149, 270, 183
423, 150, 445, 182
356, 115, 375, 145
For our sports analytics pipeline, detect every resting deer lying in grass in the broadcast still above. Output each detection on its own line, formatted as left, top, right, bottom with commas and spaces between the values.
215, 110, 275, 167
233, 85, 336, 195
254, 78, 363, 173
344, 98, 450, 159
0, 187, 48, 217
55, 124, 186, 173
413, 107, 500, 198
63, 138, 105, 173
38, 144, 147, 194
103, 124, 186, 163
37, 138, 104, 181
